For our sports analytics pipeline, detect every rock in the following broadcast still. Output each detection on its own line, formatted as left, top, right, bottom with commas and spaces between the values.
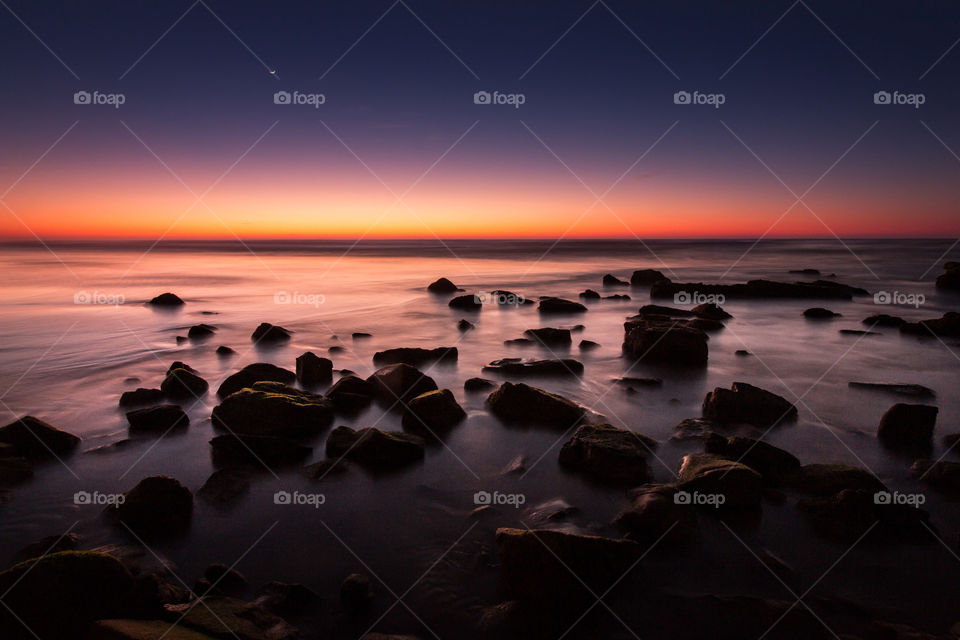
490, 290, 532, 306
495, 528, 640, 607
789, 268, 820, 275
119, 388, 166, 408
839, 329, 879, 336
161, 367, 208, 399
126, 404, 189, 434
702, 382, 797, 428
686, 317, 726, 332
176, 336, 188, 345
464, 377, 496, 392
900, 312, 960, 337
735, 349, 751, 356
849, 382, 935, 398
616, 484, 696, 543
910, 459, 960, 492
87, 619, 216, 640
110, 476, 193, 538
558, 423, 654, 484
201, 564, 247, 596
795, 463, 887, 495
877, 403, 938, 449
326, 427, 425, 469
677, 453, 763, 508
935, 262, 960, 290
523, 327, 571, 346
457, 319, 475, 331
215, 346, 237, 357
482, 358, 583, 377
579, 289, 601, 300
197, 467, 252, 506
366, 363, 438, 407
163, 596, 299, 640
328, 346, 345, 354
651, 279, 868, 300
486, 382, 585, 429
671, 418, 721, 441
326, 375, 374, 412
504, 338, 534, 346
692, 302, 732, 320
427, 277, 460, 293
636, 304, 697, 318
255, 582, 318, 617
0, 551, 134, 638
188, 324, 216, 340
352, 332, 372, 339
704, 434, 801, 485
217, 363, 296, 398
251, 322, 291, 343
579, 339, 600, 350
372, 347, 458, 366
630, 269, 667, 286
803, 307, 840, 319
148, 293, 184, 306
0, 415, 80, 458
602, 273, 628, 286
622, 315, 708, 366
340, 573, 373, 607
210, 434, 311, 468
864, 314, 905, 327
448, 294, 481, 311
798, 489, 932, 542
613, 376, 662, 387
604, 294, 631, 300
401, 389, 466, 434
295, 351, 332, 386
13, 532, 81, 563
537, 297, 587, 313
211, 383, 333, 438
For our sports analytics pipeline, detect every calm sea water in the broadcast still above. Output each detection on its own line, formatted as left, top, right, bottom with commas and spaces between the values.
0, 238, 958, 638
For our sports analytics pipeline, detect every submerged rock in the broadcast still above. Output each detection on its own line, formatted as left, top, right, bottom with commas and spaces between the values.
704, 434, 801, 485
482, 358, 583, 377
251, 322, 291, 343
217, 363, 296, 398
427, 277, 461, 293
126, 404, 189, 434
0, 415, 80, 458
366, 363, 438, 407
401, 389, 466, 434
216, 345, 237, 357
448, 294, 481, 311
326, 426, 424, 469
457, 319, 475, 331
863, 313, 905, 328
110, 475, 193, 538
702, 382, 797, 428
848, 381, 935, 398
148, 292, 184, 306
622, 315, 708, 366
579, 339, 600, 350
558, 423, 655, 485
210, 434, 311, 468
677, 453, 763, 508
803, 307, 840, 319
538, 297, 587, 313
212, 383, 333, 438
877, 403, 938, 449
372, 346, 458, 366
187, 323, 216, 340
118, 388, 166, 408
486, 382, 585, 429
523, 327, 571, 346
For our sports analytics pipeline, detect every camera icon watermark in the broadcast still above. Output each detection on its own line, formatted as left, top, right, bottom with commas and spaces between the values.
73, 90, 126, 109
873, 290, 924, 308
473, 90, 525, 109
74, 290, 125, 306
873, 90, 925, 108
674, 490, 725, 508
274, 291, 325, 307
273, 90, 326, 108
74, 490, 125, 506
673, 90, 725, 109
874, 490, 925, 508
473, 490, 525, 508
474, 290, 526, 306
673, 291, 725, 306
273, 490, 325, 508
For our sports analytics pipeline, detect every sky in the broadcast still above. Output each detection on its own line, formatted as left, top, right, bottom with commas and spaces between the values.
1, 0, 959, 239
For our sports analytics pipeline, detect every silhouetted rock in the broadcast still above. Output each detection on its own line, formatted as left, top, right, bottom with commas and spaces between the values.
900, 312, 960, 337
691, 302, 732, 319
490, 290, 532, 306
217, 363, 296, 398
864, 314, 905, 327
803, 307, 840, 319
427, 277, 461, 293
401, 389, 466, 433
110, 475, 192, 538
538, 297, 587, 313
160, 366, 208, 399
636, 304, 697, 317
704, 433, 801, 485
523, 327, 571, 346
848, 381, 935, 398
212, 382, 333, 438
251, 322, 291, 343
326, 426, 424, 469
604, 293, 631, 300
482, 358, 583, 377
352, 332, 372, 339
651, 279, 868, 300
449, 294, 481, 311
677, 453, 763, 508
789, 268, 820, 276
558, 423, 655, 485
878, 403, 938, 449
0, 416, 80, 458
504, 338, 533, 346
630, 269, 667, 286
216, 345, 237, 356
935, 262, 960, 290
795, 464, 886, 495
366, 363, 438, 407
464, 377, 496, 392
187, 323, 216, 340
296, 351, 332, 386
326, 374, 374, 412
579, 289, 601, 300
457, 319, 475, 331
579, 339, 600, 350
372, 346, 458, 366
126, 404, 188, 434
602, 273, 628, 286
702, 382, 797, 428
622, 315, 708, 366
486, 382, 585, 429
119, 388, 166, 408
148, 292, 184, 306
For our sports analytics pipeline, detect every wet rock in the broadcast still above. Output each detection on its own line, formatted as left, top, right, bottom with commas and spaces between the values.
702, 382, 797, 428
486, 382, 585, 429
579, 289, 601, 300
126, 404, 189, 434
366, 363, 438, 407
677, 453, 763, 508
877, 403, 938, 449
578, 339, 600, 350
704, 434, 801, 485
217, 363, 296, 398
523, 327, 571, 346
630, 269, 667, 286
197, 467, 252, 506
216, 345, 237, 357
0, 551, 134, 638
251, 322, 291, 343
910, 459, 960, 492
602, 273, 628, 286
188, 324, 216, 340
200, 564, 247, 597
326, 375, 375, 412
210, 434, 311, 468
900, 312, 960, 337
558, 423, 654, 484
483, 358, 583, 377
798, 489, 932, 542
849, 381, 935, 398
537, 297, 587, 313
671, 417, 721, 441
457, 319, 475, 331
622, 315, 708, 366
161, 366, 208, 399
163, 596, 299, 640
795, 463, 887, 495
326, 426, 425, 469
13, 532, 81, 563
651, 279, 868, 300
525, 497, 579, 523
803, 307, 840, 319
464, 377, 496, 392
616, 484, 696, 544
110, 476, 193, 538
448, 294, 481, 311
935, 261, 960, 290
340, 573, 373, 608
119, 388, 166, 408
864, 313, 905, 328
212, 383, 333, 438
427, 277, 460, 293
495, 528, 640, 607
372, 346, 458, 366
295, 351, 332, 387
401, 389, 466, 434
0, 416, 80, 458
255, 581, 318, 617
148, 292, 184, 306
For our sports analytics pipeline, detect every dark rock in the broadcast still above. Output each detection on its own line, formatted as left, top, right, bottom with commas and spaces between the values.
160, 367, 208, 399
864, 314, 905, 327
704, 434, 801, 485
216, 345, 237, 356
326, 426, 424, 469
352, 332, 372, 339
692, 302, 732, 319
201, 563, 247, 596
798, 489, 932, 542
490, 290, 532, 306
910, 459, 960, 492
671, 418, 721, 441
495, 528, 640, 607
326, 375, 375, 412
212, 383, 333, 438
636, 304, 697, 317
686, 317, 726, 332
13, 532, 81, 564
935, 262, 960, 290
464, 377, 496, 392
578, 339, 600, 350
448, 294, 481, 311
401, 389, 466, 434
789, 268, 821, 276
366, 363, 438, 407
175, 336, 188, 345
523, 327, 571, 346
255, 581, 318, 616
126, 404, 189, 434
900, 312, 960, 337
613, 376, 663, 387
579, 289, 601, 300
616, 484, 696, 544
217, 363, 296, 398
877, 403, 938, 449
110, 476, 193, 538
651, 278, 868, 300
119, 388, 166, 408
558, 423, 654, 484
849, 382, 935, 398
457, 319, 475, 331
504, 338, 534, 346
210, 434, 311, 468
0, 416, 80, 458
482, 358, 583, 377
163, 596, 298, 640
328, 345, 345, 354
197, 467, 252, 506
702, 382, 797, 428
795, 463, 887, 495
602, 273, 628, 286
486, 382, 585, 429
148, 293, 184, 306
839, 329, 879, 336
735, 349, 751, 356
622, 315, 708, 366
630, 269, 667, 286
803, 307, 841, 319
427, 277, 460, 293
677, 453, 763, 508
187, 324, 216, 340
295, 351, 332, 386
340, 573, 373, 608
604, 294, 631, 300
302, 458, 349, 479
251, 322, 291, 343
372, 346, 458, 366
538, 297, 587, 313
